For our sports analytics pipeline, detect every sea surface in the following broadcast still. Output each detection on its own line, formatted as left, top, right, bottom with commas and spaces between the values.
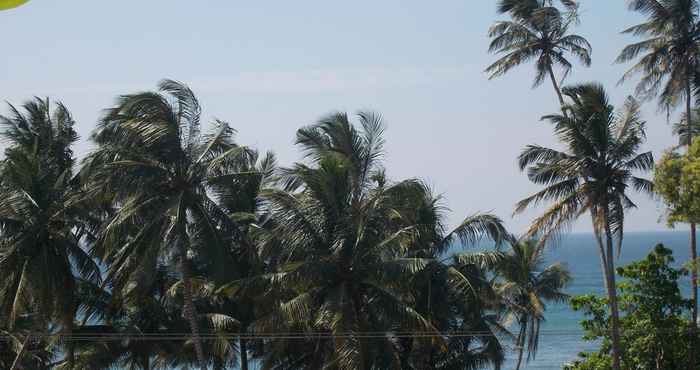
469, 230, 694, 370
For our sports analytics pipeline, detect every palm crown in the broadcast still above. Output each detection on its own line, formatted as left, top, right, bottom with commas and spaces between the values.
83, 80, 253, 369
236, 112, 507, 369
617, 0, 700, 109
495, 239, 570, 369
486, 4, 591, 101
516, 83, 654, 243
0, 99, 100, 369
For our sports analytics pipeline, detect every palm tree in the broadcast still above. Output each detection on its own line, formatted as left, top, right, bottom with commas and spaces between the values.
486, 2, 591, 107
617, 1, 700, 364
515, 83, 654, 370
495, 239, 570, 370
0, 98, 100, 369
83, 80, 252, 370
207, 149, 278, 370
375, 174, 508, 369
405, 252, 508, 370
232, 112, 508, 370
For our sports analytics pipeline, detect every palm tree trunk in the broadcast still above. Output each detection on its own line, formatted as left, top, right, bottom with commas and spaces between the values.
547, 64, 566, 109
686, 76, 698, 370
591, 211, 610, 296
602, 208, 622, 370
180, 259, 208, 370
9, 334, 31, 370
240, 336, 249, 370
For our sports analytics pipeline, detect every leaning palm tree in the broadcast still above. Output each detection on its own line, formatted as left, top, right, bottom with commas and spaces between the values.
233, 112, 507, 370
0, 99, 100, 369
495, 239, 570, 370
486, 3, 591, 107
515, 83, 653, 370
617, 1, 700, 364
83, 80, 252, 370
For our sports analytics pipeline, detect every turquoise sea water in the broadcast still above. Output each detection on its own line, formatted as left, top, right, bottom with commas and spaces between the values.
485, 230, 693, 370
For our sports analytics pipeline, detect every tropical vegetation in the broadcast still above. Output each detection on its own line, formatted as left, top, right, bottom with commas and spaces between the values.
564, 245, 699, 370
617, 1, 700, 365
515, 83, 654, 370
3, 0, 700, 369
494, 239, 570, 370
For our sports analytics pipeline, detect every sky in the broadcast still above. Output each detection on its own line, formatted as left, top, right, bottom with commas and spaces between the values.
0, 1, 685, 235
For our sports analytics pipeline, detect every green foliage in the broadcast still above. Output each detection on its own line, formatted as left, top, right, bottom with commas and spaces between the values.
495, 239, 571, 369
617, 0, 700, 110
516, 83, 653, 242
486, 3, 591, 89
234, 112, 509, 370
564, 245, 696, 370
654, 139, 700, 225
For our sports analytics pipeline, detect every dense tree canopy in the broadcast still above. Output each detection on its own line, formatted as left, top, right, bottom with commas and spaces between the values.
565, 245, 697, 370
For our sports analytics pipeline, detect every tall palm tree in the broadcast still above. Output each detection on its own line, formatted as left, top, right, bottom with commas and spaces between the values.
232, 112, 507, 370
495, 239, 570, 370
486, 2, 591, 107
0, 99, 100, 369
617, 1, 700, 364
515, 83, 654, 370
83, 80, 251, 370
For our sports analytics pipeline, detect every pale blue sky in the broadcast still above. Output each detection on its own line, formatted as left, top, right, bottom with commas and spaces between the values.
0, 1, 682, 234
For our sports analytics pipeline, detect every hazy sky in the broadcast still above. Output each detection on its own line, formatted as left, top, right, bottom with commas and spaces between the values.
0, 1, 684, 234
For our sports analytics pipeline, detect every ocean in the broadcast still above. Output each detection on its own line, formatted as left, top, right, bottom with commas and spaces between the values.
487, 230, 694, 370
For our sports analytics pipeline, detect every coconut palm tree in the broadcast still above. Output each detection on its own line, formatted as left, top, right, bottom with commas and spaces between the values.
495, 239, 570, 370
515, 83, 654, 370
374, 175, 508, 370
0, 99, 100, 369
403, 252, 508, 370
486, 2, 591, 107
617, 1, 700, 364
231, 112, 507, 370
83, 80, 252, 370
207, 149, 278, 370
